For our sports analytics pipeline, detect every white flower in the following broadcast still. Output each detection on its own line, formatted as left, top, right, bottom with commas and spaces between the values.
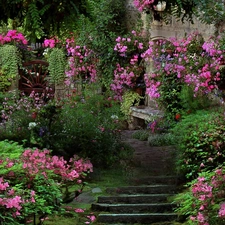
111, 115, 118, 119
29, 122, 37, 129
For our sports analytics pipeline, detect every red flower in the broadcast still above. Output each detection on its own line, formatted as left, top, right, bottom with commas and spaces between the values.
175, 113, 181, 120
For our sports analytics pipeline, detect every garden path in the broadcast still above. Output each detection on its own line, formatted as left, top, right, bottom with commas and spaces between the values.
121, 130, 178, 181
91, 130, 181, 224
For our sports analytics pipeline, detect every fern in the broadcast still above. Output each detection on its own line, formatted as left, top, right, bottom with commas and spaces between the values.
39, 3, 51, 16
28, 3, 42, 29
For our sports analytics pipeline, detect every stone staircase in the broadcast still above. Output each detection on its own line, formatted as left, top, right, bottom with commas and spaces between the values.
91, 130, 183, 224
92, 176, 179, 224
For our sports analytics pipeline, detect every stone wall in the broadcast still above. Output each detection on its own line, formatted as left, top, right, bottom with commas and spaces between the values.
126, 0, 215, 40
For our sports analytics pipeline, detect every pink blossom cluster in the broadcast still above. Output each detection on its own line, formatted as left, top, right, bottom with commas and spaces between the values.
65, 39, 97, 86
111, 30, 147, 99
0, 148, 93, 221
44, 37, 61, 48
110, 64, 137, 101
189, 168, 225, 224
0, 177, 30, 218
133, 0, 155, 12
144, 73, 161, 98
21, 148, 93, 181
0, 30, 28, 45
143, 32, 224, 99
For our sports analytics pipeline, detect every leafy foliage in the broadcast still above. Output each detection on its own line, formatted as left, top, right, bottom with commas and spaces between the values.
47, 48, 66, 84
120, 90, 143, 120
171, 108, 225, 180
76, 0, 128, 87
0, 0, 85, 40
0, 44, 21, 92
175, 167, 225, 225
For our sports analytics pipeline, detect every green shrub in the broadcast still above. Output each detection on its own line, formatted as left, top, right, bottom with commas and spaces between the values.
147, 133, 176, 146
0, 85, 133, 168
131, 130, 149, 141
47, 93, 133, 168
170, 108, 225, 180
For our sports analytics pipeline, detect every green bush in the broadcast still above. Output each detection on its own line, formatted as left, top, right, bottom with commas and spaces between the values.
0, 86, 133, 168
47, 93, 133, 167
170, 108, 225, 180
131, 130, 149, 141
147, 133, 176, 146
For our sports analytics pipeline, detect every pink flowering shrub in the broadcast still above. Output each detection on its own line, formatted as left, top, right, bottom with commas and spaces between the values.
43, 36, 97, 87
44, 37, 62, 49
133, 0, 155, 12
175, 167, 225, 225
65, 37, 97, 86
110, 30, 149, 100
0, 145, 93, 224
0, 30, 28, 46
143, 32, 224, 117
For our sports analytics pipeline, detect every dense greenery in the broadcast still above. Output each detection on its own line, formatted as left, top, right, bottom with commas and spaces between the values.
0, 83, 133, 168
171, 108, 225, 180
75, 0, 128, 86
0, 0, 89, 40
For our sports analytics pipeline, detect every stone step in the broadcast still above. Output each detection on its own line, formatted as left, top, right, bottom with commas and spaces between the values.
92, 202, 177, 213
97, 213, 178, 224
106, 185, 177, 195
97, 194, 173, 204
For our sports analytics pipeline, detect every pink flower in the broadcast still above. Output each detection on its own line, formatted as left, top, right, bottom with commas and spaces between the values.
75, 208, 85, 213
219, 203, 225, 218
